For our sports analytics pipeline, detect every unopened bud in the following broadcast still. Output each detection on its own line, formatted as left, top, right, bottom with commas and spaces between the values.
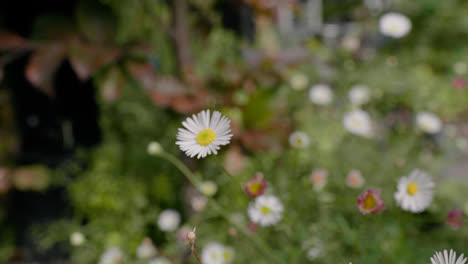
147, 141, 163, 155
187, 231, 196, 243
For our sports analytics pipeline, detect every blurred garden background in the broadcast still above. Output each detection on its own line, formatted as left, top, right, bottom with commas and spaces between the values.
0, 0, 468, 263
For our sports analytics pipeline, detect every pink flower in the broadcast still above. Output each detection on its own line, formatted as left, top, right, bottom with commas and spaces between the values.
452, 77, 467, 90
247, 222, 258, 233
446, 209, 464, 228
310, 169, 328, 190
244, 172, 267, 198
346, 170, 365, 188
357, 189, 385, 215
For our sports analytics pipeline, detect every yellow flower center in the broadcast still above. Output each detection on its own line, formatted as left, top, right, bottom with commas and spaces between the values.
260, 205, 271, 215
352, 118, 361, 127
196, 129, 216, 146
248, 183, 263, 194
223, 252, 230, 260
362, 194, 376, 210
407, 182, 418, 195
389, 22, 400, 33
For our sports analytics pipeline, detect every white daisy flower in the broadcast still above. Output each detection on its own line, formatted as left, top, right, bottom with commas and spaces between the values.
309, 84, 333, 105
289, 131, 310, 148
454, 62, 468, 75
348, 85, 370, 106
200, 181, 217, 197
136, 238, 157, 259
394, 169, 434, 213
157, 209, 181, 232
416, 112, 442, 134
99, 247, 124, 264
379, 13, 412, 38
247, 195, 284, 226
306, 246, 322, 261
289, 73, 309, 91
176, 110, 233, 159
430, 249, 467, 264
69, 231, 86, 246
201, 242, 234, 264
149, 257, 172, 264
343, 109, 373, 137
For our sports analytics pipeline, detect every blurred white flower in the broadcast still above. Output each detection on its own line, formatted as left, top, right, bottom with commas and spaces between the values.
306, 246, 322, 261
309, 84, 333, 105
289, 131, 310, 149
454, 62, 468, 75
416, 112, 442, 134
430, 249, 467, 264
99, 247, 125, 264
191, 195, 207, 212
248, 195, 284, 226
379, 13, 411, 38
201, 242, 234, 264
343, 110, 373, 137
149, 257, 171, 264
394, 169, 434, 213
346, 170, 365, 188
158, 209, 181, 232
70, 232, 86, 246
147, 141, 163, 155
289, 73, 309, 91
136, 238, 157, 259
200, 181, 218, 197
348, 85, 370, 106
341, 36, 360, 52
176, 110, 233, 159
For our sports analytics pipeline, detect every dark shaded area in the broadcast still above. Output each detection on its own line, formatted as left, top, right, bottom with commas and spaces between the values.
1, 1, 101, 261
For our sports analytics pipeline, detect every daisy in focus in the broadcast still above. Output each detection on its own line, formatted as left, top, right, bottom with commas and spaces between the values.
379, 13, 412, 38
394, 169, 434, 213
157, 209, 181, 232
357, 189, 385, 215
416, 112, 442, 134
248, 194, 284, 226
343, 109, 373, 137
244, 172, 267, 198
346, 170, 365, 188
201, 242, 234, 264
430, 249, 467, 264
348, 85, 370, 106
289, 131, 310, 149
176, 110, 233, 159
309, 84, 333, 105
310, 169, 328, 190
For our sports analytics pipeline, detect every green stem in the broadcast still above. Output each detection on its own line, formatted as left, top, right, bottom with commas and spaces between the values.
213, 155, 244, 191
157, 152, 282, 264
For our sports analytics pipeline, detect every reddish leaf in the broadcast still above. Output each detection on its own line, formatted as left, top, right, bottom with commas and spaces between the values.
25, 44, 66, 96
68, 37, 120, 81
0, 31, 29, 50
126, 62, 159, 90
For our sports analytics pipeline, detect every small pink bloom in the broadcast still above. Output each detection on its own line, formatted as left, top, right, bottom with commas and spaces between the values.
346, 170, 365, 188
357, 189, 385, 215
311, 169, 328, 190
247, 222, 258, 233
244, 172, 267, 198
452, 77, 467, 90
176, 227, 191, 245
447, 209, 464, 228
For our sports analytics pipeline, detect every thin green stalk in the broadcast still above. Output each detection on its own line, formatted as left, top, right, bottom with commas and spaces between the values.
156, 151, 282, 264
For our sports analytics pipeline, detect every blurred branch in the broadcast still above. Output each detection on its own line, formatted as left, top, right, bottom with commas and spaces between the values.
172, 0, 193, 80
